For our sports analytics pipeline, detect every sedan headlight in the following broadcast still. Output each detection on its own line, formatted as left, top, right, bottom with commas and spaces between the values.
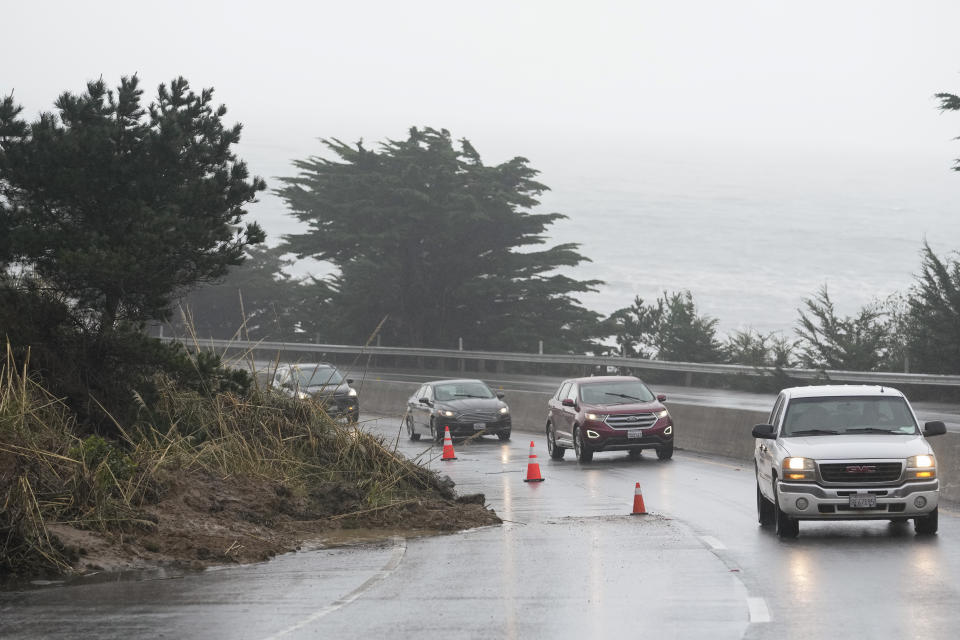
782, 457, 815, 481
499, 406, 509, 414
438, 409, 455, 418
907, 454, 937, 479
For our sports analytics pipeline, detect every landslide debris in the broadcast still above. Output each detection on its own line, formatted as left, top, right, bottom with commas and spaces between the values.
0, 350, 499, 580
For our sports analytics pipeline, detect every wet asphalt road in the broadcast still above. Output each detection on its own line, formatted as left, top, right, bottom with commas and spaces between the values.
2, 414, 959, 639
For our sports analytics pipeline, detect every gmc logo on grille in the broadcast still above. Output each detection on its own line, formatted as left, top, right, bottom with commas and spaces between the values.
845, 465, 877, 473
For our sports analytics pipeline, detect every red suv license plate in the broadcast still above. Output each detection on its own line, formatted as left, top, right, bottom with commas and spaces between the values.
849, 494, 877, 508
627, 429, 643, 439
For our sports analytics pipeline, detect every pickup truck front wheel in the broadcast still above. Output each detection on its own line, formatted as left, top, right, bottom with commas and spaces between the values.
774, 483, 799, 538
757, 481, 775, 526
914, 507, 938, 535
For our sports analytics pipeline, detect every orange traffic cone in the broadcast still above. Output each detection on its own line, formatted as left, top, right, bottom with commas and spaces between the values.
441, 426, 457, 461
523, 441, 545, 482
631, 482, 647, 515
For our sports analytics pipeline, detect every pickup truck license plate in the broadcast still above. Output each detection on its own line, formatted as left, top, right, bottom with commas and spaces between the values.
849, 494, 877, 508
473, 423, 486, 430
627, 429, 643, 439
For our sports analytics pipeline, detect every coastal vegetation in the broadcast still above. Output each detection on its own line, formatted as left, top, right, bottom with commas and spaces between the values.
0, 79, 497, 578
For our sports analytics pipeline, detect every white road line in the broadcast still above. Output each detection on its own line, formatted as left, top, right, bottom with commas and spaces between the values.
747, 597, 771, 623
261, 536, 407, 640
700, 535, 726, 550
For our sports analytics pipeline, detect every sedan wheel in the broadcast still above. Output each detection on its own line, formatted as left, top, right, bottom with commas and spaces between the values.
547, 423, 564, 460
573, 426, 593, 463
406, 415, 420, 441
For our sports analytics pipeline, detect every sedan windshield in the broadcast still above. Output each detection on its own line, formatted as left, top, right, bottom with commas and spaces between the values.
434, 381, 495, 401
579, 381, 655, 405
290, 366, 344, 387
782, 396, 918, 436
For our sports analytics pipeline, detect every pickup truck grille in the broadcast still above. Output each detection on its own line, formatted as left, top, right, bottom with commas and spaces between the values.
605, 413, 658, 429
818, 462, 903, 483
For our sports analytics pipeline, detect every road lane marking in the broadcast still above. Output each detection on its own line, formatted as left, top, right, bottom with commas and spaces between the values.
700, 536, 726, 550
747, 597, 771, 623
261, 536, 407, 640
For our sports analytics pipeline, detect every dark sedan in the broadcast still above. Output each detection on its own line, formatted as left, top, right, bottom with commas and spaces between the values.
405, 379, 511, 443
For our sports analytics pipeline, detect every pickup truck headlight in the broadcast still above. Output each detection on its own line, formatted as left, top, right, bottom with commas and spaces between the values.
907, 454, 937, 479
782, 457, 816, 481
347, 388, 358, 397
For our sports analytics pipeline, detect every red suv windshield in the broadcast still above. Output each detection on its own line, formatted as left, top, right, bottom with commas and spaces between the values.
580, 380, 655, 405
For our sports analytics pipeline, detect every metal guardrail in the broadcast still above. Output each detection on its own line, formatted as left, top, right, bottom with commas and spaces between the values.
160, 337, 960, 387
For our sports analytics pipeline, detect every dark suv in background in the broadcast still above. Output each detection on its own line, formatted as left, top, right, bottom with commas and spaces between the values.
546, 376, 674, 462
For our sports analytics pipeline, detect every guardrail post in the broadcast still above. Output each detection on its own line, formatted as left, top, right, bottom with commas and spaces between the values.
685, 371, 693, 386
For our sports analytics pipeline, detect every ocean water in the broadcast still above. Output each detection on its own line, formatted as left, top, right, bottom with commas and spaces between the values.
535, 146, 960, 336
251, 143, 959, 339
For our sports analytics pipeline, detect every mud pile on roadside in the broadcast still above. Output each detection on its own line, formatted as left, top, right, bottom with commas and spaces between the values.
45, 469, 499, 575
1, 357, 500, 580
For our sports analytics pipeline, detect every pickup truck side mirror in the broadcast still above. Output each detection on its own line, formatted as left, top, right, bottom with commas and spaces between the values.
346, 378, 354, 385
923, 421, 947, 437
752, 424, 776, 439
561, 398, 576, 408
657, 394, 667, 402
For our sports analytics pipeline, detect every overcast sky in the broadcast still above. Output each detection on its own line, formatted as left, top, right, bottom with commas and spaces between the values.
5, 1, 960, 326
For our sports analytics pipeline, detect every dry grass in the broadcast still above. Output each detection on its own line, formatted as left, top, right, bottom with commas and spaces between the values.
0, 341, 456, 578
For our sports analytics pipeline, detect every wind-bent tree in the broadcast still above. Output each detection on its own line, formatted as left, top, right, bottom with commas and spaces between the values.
170, 245, 312, 341
606, 291, 722, 362
795, 285, 890, 371
0, 77, 264, 432
278, 127, 601, 352
903, 243, 960, 374
0, 76, 266, 334
605, 296, 662, 359
723, 329, 797, 368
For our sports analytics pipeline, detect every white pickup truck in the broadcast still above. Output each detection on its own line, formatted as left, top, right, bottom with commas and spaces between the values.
753, 385, 946, 538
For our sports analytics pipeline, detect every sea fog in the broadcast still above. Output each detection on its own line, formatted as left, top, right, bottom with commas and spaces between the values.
536, 144, 959, 336
247, 140, 959, 340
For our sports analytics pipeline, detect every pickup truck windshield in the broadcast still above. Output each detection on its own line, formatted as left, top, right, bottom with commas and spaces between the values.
782, 396, 918, 437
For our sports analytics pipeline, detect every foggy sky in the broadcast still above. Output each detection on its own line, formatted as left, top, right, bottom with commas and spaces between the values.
5, 1, 960, 328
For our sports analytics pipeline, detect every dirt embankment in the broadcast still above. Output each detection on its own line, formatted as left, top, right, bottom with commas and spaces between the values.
43, 468, 500, 575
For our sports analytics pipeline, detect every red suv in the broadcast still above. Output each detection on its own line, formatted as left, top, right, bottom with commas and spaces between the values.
546, 376, 674, 462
